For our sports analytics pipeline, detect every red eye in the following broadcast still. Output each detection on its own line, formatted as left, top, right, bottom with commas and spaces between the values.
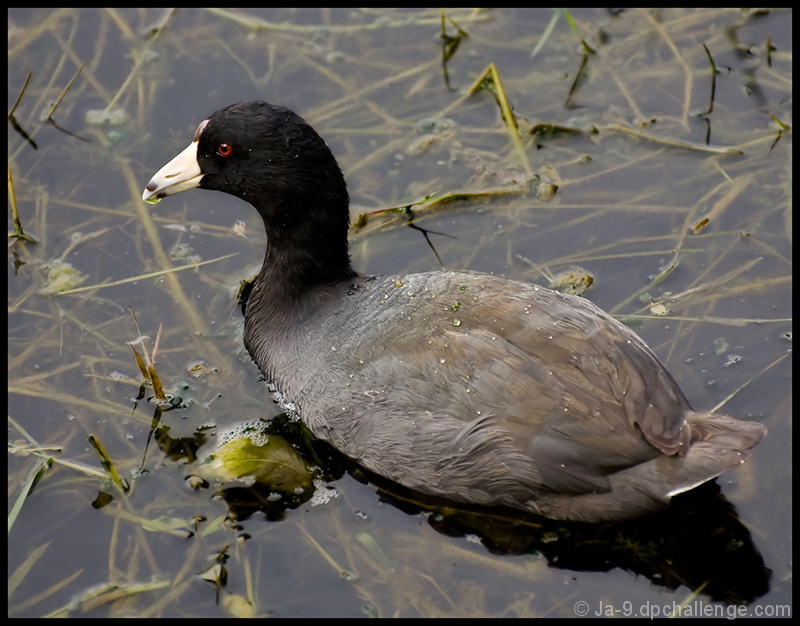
217, 143, 233, 157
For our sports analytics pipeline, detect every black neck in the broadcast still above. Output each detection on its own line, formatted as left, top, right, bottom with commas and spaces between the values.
251, 198, 358, 310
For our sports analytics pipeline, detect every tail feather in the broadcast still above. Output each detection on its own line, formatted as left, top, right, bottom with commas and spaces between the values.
529, 412, 767, 523
664, 411, 767, 497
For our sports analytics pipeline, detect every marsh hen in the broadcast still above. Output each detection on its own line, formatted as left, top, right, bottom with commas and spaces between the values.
143, 101, 766, 522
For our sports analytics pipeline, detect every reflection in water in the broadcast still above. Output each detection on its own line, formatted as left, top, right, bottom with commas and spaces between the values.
153, 413, 770, 605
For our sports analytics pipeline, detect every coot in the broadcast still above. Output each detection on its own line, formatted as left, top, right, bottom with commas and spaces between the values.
143, 101, 766, 522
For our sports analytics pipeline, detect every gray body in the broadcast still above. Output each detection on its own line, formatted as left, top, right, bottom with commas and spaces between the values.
244, 269, 765, 522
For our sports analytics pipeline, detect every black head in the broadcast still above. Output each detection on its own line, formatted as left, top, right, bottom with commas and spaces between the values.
145, 101, 349, 228
143, 101, 356, 287
198, 102, 349, 229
